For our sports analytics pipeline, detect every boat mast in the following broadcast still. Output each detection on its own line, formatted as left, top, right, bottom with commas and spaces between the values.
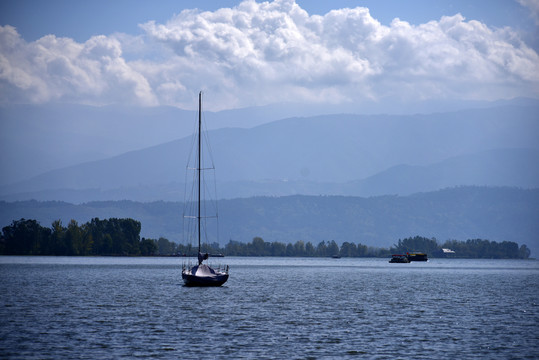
198, 91, 202, 254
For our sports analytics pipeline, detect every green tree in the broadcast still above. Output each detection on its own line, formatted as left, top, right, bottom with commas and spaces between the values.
327, 240, 339, 257
316, 241, 327, 257
285, 243, 294, 256
356, 243, 368, 257
80, 223, 94, 255
65, 220, 83, 255
294, 240, 306, 257
519, 244, 530, 259
250, 237, 266, 256
393, 236, 439, 255
120, 218, 141, 255
157, 237, 176, 255
140, 238, 158, 256
340, 242, 356, 257
225, 240, 243, 256
50, 219, 67, 255
83, 217, 141, 255
271, 241, 286, 256
305, 242, 315, 257
2, 219, 51, 255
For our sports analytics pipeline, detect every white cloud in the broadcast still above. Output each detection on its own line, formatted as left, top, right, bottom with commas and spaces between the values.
518, 0, 539, 25
1, 0, 538, 109
0, 26, 158, 106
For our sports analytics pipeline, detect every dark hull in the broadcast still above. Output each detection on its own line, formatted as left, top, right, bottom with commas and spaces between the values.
389, 254, 410, 263
407, 254, 428, 261
182, 272, 229, 287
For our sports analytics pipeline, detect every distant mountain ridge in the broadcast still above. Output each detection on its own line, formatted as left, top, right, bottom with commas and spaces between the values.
3, 97, 536, 185
1, 104, 538, 202
344, 148, 539, 196
1, 148, 538, 202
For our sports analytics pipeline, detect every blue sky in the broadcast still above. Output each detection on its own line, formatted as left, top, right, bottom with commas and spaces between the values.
1, 0, 536, 41
1, 0, 538, 110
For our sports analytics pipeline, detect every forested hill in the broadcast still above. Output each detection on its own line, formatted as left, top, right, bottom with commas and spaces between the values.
1, 186, 538, 256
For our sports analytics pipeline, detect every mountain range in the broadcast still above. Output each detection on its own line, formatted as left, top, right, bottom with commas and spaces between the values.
3, 97, 536, 185
1, 102, 538, 203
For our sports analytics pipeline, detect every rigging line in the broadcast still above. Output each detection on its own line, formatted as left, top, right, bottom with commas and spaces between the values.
215, 189, 221, 248
184, 107, 199, 175
201, 145, 219, 205
200, 98, 217, 171
185, 133, 196, 169
182, 170, 198, 244
182, 139, 195, 248
203, 130, 216, 168
182, 109, 199, 247
185, 157, 199, 244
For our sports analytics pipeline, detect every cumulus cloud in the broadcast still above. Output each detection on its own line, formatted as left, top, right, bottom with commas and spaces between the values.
0, 25, 158, 106
1, 0, 538, 109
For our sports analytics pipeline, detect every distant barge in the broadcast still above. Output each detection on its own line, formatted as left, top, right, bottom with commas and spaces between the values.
389, 254, 409, 263
389, 252, 428, 263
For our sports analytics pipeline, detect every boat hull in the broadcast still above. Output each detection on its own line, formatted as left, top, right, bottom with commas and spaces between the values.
389, 253, 428, 262
407, 253, 428, 261
389, 255, 409, 263
182, 264, 229, 287
182, 272, 229, 287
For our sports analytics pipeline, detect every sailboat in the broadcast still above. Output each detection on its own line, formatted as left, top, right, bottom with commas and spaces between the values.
181, 91, 229, 287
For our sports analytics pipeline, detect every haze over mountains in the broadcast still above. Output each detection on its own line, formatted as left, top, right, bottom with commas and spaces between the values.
1, 100, 538, 203
2, 97, 537, 182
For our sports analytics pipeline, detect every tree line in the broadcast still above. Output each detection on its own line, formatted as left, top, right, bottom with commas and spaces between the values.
391, 235, 531, 259
212, 238, 379, 257
0, 218, 157, 256
187, 235, 529, 259
0, 218, 531, 259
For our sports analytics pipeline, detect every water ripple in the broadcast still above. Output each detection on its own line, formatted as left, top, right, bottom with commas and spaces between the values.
0, 257, 537, 359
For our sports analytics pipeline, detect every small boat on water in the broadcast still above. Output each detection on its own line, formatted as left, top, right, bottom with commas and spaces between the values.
182, 254, 229, 287
389, 254, 410, 263
406, 252, 428, 261
389, 252, 428, 263
181, 91, 229, 287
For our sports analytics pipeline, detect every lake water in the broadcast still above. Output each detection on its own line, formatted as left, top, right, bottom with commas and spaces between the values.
0, 256, 537, 359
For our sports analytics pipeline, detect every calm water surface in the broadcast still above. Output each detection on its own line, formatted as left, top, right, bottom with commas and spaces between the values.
0, 256, 537, 359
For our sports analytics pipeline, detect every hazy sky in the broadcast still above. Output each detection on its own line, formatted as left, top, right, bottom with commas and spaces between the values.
1, 0, 538, 110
